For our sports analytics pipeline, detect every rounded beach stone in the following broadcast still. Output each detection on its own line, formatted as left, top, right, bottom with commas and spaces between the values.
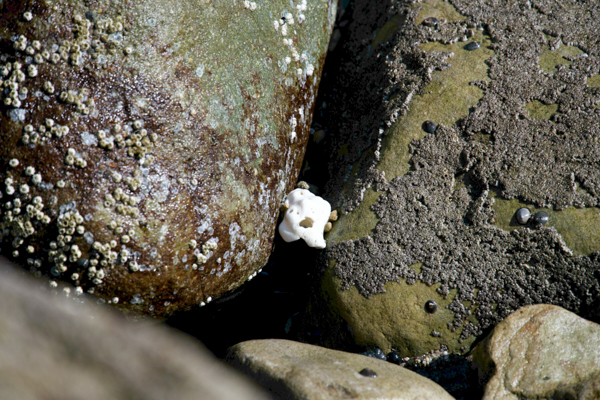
532, 211, 550, 228
472, 305, 600, 400
422, 120, 437, 133
464, 41, 480, 50
515, 207, 532, 225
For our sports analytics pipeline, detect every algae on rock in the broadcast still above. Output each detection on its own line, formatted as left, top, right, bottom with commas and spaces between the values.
0, 0, 337, 316
298, 0, 600, 358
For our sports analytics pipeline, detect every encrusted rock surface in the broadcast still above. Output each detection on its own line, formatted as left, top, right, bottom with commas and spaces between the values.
0, 258, 269, 400
226, 338, 456, 400
0, 0, 336, 316
472, 304, 600, 400
297, 0, 600, 356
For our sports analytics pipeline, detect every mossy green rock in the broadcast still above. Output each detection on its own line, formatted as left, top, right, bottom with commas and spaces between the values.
299, 0, 600, 357
0, 0, 336, 316
473, 305, 600, 400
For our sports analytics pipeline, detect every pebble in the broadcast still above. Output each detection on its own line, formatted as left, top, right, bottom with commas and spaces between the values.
515, 207, 531, 225
464, 41, 481, 51
422, 17, 438, 28
387, 351, 401, 364
531, 211, 549, 228
360, 348, 387, 360
359, 367, 377, 378
422, 120, 437, 133
425, 300, 438, 313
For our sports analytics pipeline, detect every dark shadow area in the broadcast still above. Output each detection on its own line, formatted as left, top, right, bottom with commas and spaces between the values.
298, 0, 423, 210
405, 354, 483, 400
166, 237, 323, 358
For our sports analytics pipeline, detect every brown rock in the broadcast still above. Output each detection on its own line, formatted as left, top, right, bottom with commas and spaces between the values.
226, 339, 456, 400
0, 258, 269, 400
0, 0, 336, 316
472, 304, 600, 400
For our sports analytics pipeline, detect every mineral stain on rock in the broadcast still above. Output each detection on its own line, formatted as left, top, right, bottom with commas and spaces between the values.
0, 0, 336, 316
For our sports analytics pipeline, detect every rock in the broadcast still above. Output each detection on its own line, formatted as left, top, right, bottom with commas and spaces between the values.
0, 258, 269, 400
226, 339, 456, 400
0, 0, 336, 316
360, 347, 387, 360
297, 0, 600, 356
472, 304, 600, 400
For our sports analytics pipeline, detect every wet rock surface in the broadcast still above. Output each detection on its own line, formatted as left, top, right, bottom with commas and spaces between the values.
226, 338, 457, 400
472, 304, 600, 400
0, 0, 335, 316
297, 0, 600, 356
0, 258, 269, 400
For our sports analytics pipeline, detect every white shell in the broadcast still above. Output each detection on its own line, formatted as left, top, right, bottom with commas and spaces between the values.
278, 188, 331, 249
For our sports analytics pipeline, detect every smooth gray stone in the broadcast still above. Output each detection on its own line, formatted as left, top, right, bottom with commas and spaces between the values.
227, 339, 456, 400
472, 304, 600, 400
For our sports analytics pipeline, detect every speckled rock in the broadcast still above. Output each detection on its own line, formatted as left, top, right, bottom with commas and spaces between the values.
297, 0, 600, 356
0, 0, 336, 316
226, 339, 456, 400
0, 258, 269, 400
472, 304, 600, 400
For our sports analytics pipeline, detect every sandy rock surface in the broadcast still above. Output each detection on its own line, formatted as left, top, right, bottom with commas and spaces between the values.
227, 338, 456, 400
0, 0, 336, 316
297, 0, 600, 356
0, 258, 270, 400
472, 304, 600, 400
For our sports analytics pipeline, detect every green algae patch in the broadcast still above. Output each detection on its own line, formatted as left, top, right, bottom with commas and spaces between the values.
327, 187, 381, 244
321, 265, 474, 356
409, 261, 423, 274
539, 42, 582, 74
491, 191, 600, 256
377, 30, 493, 181
371, 13, 409, 50
587, 75, 600, 87
414, 0, 466, 25
525, 100, 558, 120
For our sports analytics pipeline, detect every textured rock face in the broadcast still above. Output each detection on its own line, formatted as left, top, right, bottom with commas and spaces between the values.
298, 0, 600, 356
472, 305, 600, 400
226, 339, 456, 400
0, 0, 336, 316
0, 259, 269, 400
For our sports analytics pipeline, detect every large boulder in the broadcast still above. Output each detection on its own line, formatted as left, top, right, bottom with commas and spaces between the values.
226, 339, 456, 400
0, 0, 336, 316
0, 258, 269, 400
472, 304, 600, 400
297, 0, 600, 356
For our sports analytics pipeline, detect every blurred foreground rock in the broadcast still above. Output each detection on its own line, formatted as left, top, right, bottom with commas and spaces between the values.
0, 0, 336, 316
226, 339, 456, 400
472, 304, 600, 400
0, 258, 269, 400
